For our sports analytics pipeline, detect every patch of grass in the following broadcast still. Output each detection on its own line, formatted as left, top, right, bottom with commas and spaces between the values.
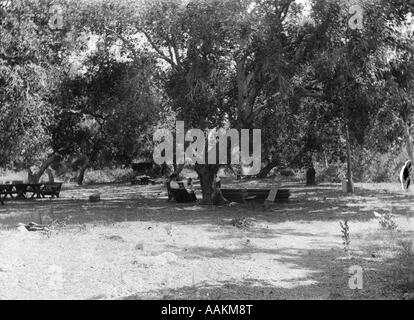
358, 228, 414, 299
84, 168, 135, 184
44, 217, 71, 237
394, 240, 414, 294
374, 211, 398, 231
339, 219, 351, 254
231, 217, 256, 229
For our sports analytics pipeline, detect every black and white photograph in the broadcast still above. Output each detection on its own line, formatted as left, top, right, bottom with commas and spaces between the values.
0, 0, 413, 303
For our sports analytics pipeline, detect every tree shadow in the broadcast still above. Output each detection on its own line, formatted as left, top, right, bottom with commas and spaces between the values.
0, 182, 413, 229
1, 181, 410, 300
119, 245, 404, 300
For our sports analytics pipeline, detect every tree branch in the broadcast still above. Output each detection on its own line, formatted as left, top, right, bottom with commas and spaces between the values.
104, 27, 139, 62
139, 28, 180, 70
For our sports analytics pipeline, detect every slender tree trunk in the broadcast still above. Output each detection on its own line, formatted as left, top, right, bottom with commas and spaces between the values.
27, 154, 60, 183
257, 161, 278, 179
345, 123, 354, 193
160, 163, 172, 177
323, 150, 329, 168
404, 121, 414, 162
77, 156, 89, 186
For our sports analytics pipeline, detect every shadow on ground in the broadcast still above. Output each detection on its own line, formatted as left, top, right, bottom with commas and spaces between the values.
1, 180, 412, 300
119, 246, 404, 300
1, 181, 413, 229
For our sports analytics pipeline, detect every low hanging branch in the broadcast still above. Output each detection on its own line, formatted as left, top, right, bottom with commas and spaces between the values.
28, 153, 62, 183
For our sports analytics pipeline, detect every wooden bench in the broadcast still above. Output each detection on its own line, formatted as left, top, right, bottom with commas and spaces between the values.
221, 188, 291, 204
131, 176, 155, 185
267, 188, 291, 203
41, 182, 62, 198
220, 188, 257, 204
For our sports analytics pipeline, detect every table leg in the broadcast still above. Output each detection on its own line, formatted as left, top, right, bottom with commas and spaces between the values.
30, 186, 42, 199
6, 187, 14, 199
15, 186, 27, 199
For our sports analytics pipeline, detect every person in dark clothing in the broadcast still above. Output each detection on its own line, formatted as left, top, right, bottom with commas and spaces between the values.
167, 174, 196, 203
400, 160, 412, 191
306, 166, 316, 186
186, 178, 197, 202
0, 185, 4, 205
215, 176, 221, 189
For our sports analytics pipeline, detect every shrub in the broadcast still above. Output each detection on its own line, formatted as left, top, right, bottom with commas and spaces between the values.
279, 168, 295, 177
394, 240, 414, 293
374, 211, 398, 231
339, 219, 351, 254
84, 168, 135, 184
317, 162, 346, 183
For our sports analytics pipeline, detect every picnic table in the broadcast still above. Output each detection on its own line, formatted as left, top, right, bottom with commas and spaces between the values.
0, 182, 62, 202
27, 183, 44, 198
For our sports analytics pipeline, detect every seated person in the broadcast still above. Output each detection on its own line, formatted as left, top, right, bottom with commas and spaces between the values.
215, 176, 221, 189
186, 178, 197, 202
166, 173, 179, 201
169, 174, 180, 190
212, 176, 228, 205
167, 174, 196, 203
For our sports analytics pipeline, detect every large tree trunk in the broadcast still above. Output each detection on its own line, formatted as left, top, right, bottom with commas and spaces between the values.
235, 59, 261, 129
173, 163, 185, 177
257, 161, 278, 179
27, 154, 61, 183
77, 156, 89, 186
404, 121, 414, 162
195, 164, 222, 204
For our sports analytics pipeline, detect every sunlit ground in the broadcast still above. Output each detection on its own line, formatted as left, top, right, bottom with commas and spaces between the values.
0, 179, 413, 299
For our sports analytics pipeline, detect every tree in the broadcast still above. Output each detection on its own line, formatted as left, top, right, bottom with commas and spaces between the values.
286, 0, 413, 189
139, 0, 308, 202
371, 17, 414, 161
51, 49, 163, 184
0, 0, 66, 179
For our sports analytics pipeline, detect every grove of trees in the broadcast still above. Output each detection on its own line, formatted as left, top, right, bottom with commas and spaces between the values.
1, 0, 413, 203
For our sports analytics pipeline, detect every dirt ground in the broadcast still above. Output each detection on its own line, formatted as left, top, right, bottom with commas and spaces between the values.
0, 178, 413, 300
